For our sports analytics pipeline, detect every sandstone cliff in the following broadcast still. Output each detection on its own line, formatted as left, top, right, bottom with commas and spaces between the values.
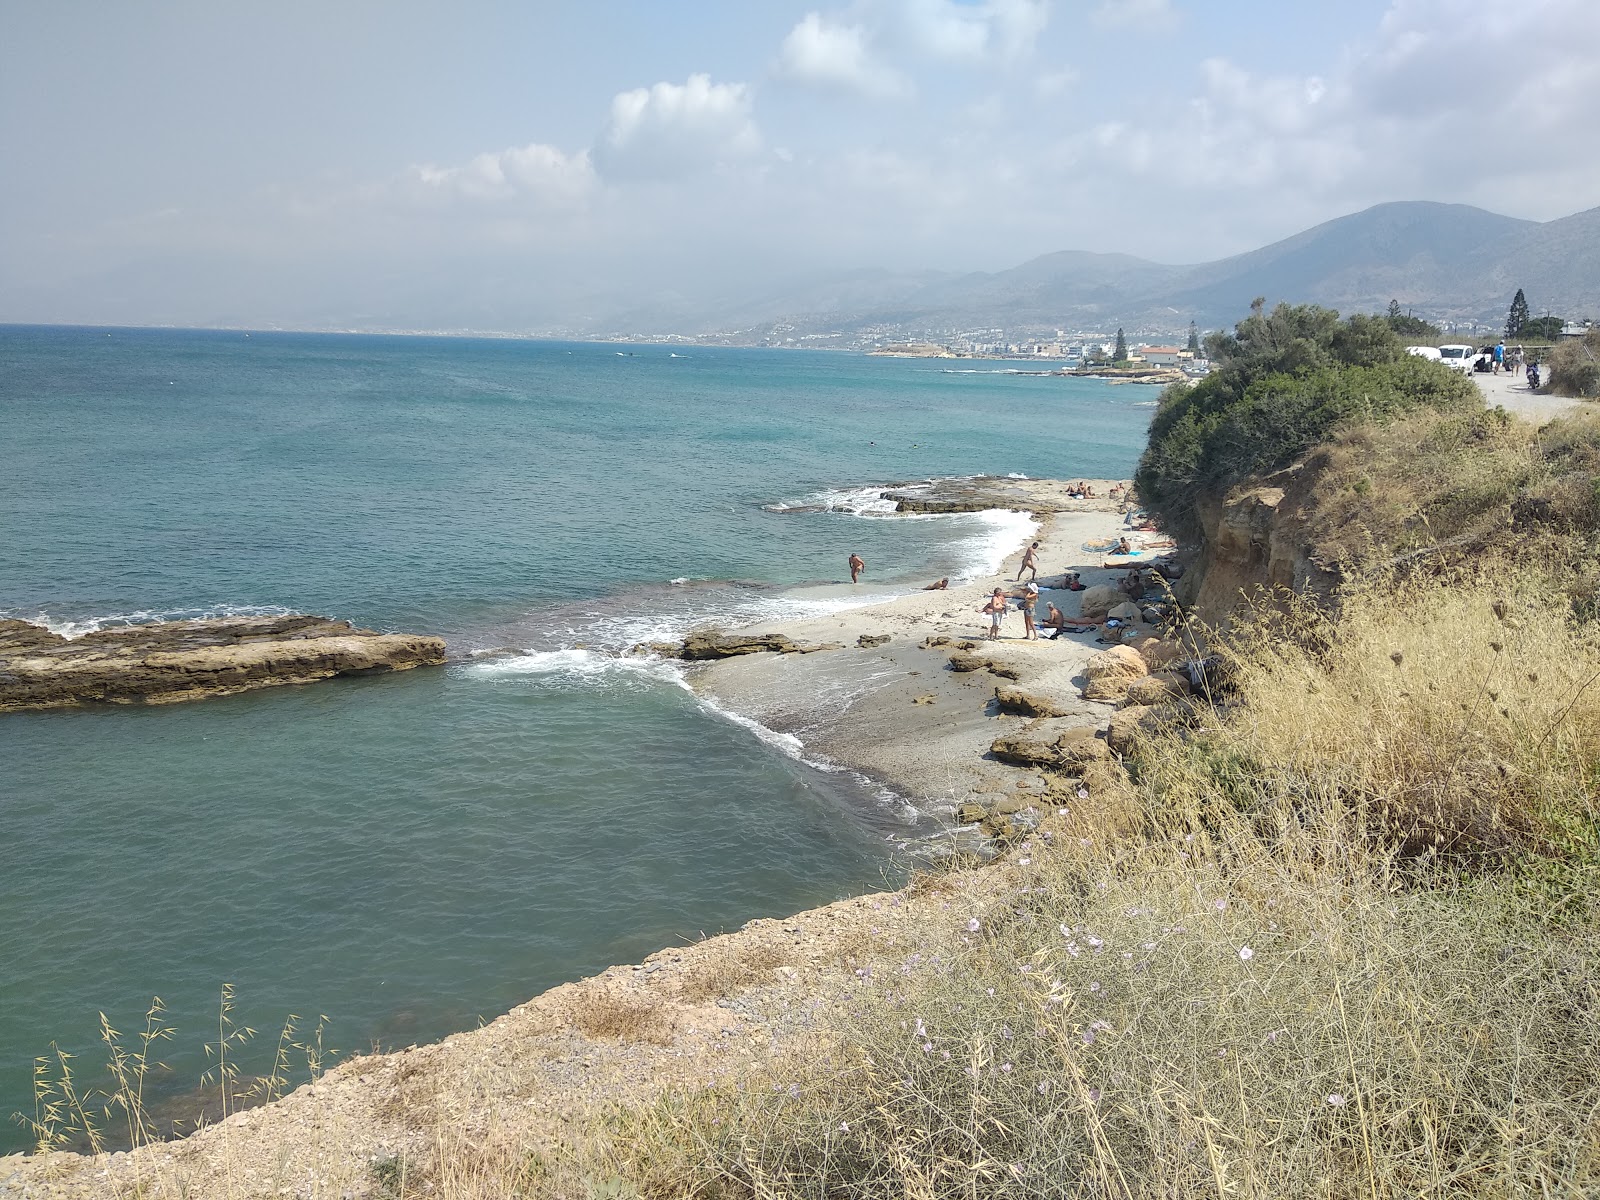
1177, 464, 1339, 625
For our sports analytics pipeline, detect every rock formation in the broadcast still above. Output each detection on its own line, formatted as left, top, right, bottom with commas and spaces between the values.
0, 615, 446, 713
675, 631, 837, 659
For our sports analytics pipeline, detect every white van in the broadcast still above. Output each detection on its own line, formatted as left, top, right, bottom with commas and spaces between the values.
1406, 345, 1442, 362
1437, 344, 1476, 373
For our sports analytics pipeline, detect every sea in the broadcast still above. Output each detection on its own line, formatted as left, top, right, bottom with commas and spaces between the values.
0, 325, 1154, 1149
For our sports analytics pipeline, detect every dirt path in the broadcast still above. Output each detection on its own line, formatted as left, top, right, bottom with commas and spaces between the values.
1473, 368, 1594, 423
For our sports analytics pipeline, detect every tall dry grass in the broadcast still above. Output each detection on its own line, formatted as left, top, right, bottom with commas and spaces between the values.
589, 568, 1600, 1198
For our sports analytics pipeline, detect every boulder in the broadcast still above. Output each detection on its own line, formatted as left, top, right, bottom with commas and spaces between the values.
954, 801, 988, 824
994, 688, 1070, 718
1058, 730, 1113, 772
1124, 671, 1193, 706
989, 729, 1064, 767
1135, 637, 1184, 670
988, 793, 1035, 817
1108, 601, 1142, 623
0, 615, 446, 713
1083, 645, 1149, 682
1078, 585, 1120, 619
857, 634, 890, 648
989, 722, 1109, 770
949, 653, 1020, 680
1107, 706, 1163, 754
1082, 675, 1134, 702
679, 631, 801, 660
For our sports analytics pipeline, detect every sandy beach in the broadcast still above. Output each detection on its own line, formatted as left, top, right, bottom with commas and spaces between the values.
689, 478, 1159, 824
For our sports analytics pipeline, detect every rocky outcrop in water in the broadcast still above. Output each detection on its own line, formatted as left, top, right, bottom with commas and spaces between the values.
0, 615, 446, 713
676, 631, 837, 660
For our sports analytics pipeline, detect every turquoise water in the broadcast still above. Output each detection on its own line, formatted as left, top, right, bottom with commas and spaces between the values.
0, 326, 1152, 1149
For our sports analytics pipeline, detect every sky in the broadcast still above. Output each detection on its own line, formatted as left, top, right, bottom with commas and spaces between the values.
4, 0, 1599, 331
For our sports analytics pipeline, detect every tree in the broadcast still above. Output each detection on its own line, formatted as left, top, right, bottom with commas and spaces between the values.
1388, 299, 1403, 321
1186, 322, 1200, 354
1507, 288, 1529, 339
1113, 328, 1128, 363
1522, 314, 1564, 339
1384, 308, 1441, 338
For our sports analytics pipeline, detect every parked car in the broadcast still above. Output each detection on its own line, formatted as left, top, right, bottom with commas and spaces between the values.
1436, 344, 1476, 373
1406, 345, 1443, 362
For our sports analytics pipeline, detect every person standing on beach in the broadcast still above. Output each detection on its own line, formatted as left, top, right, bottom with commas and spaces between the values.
982, 588, 1007, 640
848, 553, 865, 584
1017, 541, 1041, 582
1019, 582, 1039, 640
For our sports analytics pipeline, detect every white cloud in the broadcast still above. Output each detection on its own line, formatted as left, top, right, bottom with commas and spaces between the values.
1034, 67, 1079, 97
896, 0, 1050, 62
1089, 0, 1179, 33
1079, 0, 1600, 223
776, 12, 911, 97
592, 74, 762, 180
413, 143, 597, 207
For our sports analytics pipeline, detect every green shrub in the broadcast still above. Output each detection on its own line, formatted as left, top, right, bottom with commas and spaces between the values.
1137, 304, 1480, 542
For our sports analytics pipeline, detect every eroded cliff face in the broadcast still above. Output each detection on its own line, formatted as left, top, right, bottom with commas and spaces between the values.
1178, 465, 1339, 626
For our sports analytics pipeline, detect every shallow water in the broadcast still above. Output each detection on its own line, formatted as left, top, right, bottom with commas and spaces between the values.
0, 327, 1152, 1148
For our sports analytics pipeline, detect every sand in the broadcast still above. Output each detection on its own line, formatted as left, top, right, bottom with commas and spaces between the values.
689, 480, 1149, 818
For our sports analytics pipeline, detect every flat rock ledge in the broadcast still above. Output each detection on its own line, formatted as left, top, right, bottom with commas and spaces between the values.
0, 615, 446, 713
672, 630, 839, 660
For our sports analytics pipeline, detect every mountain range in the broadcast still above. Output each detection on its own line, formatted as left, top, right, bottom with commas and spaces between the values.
601, 200, 1600, 339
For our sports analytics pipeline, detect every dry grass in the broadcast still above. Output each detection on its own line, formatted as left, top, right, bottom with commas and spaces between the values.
584, 569, 1600, 1199
676, 941, 792, 1004
1298, 408, 1600, 592
558, 990, 673, 1047
1152, 571, 1600, 860
1548, 331, 1600, 399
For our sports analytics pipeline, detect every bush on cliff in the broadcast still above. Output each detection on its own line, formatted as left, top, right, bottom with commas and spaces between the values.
1136, 301, 1480, 542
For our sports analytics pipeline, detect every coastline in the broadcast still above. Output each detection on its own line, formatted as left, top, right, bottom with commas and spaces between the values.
2, 477, 1159, 1197
686, 480, 1139, 822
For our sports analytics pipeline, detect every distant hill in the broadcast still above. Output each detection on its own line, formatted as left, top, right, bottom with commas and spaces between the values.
1147, 202, 1536, 326
613, 200, 1600, 338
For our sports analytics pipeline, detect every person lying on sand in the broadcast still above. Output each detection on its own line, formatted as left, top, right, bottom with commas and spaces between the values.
1043, 603, 1099, 639
981, 588, 1008, 640
922, 577, 949, 590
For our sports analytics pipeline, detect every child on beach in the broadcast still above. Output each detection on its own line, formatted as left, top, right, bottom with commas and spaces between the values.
982, 588, 1007, 639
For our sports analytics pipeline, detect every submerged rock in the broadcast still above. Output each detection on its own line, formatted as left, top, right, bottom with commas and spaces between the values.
0, 615, 446, 713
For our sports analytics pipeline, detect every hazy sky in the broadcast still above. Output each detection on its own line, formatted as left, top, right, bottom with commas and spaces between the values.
4, 0, 1598, 330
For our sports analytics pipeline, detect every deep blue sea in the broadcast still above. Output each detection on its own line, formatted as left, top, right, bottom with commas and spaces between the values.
0, 325, 1153, 1149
